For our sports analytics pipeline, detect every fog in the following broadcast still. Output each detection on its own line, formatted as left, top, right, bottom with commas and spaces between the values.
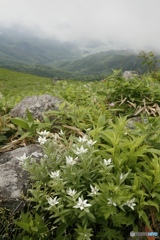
0, 0, 159, 50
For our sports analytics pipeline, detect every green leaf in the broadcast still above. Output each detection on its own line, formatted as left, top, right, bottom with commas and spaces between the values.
146, 200, 159, 211
22, 236, 31, 240
141, 178, 152, 192
16, 221, 30, 233
138, 210, 150, 226
11, 118, 29, 130
56, 223, 67, 237
103, 207, 117, 219
148, 148, 160, 156
26, 109, 34, 122
133, 174, 140, 191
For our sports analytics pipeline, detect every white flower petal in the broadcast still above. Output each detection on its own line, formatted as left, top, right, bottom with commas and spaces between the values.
37, 130, 50, 137
73, 146, 88, 155
38, 136, 48, 145
47, 196, 59, 206
67, 188, 77, 196
103, 158, 112, 166
90, 185, 99, 195
17, 153, 29, 161
49, 170, 60, 178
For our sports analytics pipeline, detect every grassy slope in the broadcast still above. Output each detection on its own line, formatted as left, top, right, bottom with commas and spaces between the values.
0, 68, 53, 99
52, 50, 145, 75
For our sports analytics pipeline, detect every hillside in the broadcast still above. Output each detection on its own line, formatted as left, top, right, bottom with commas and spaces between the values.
0, 27, 81, 65
0, 27, 146, 79
0, 68, 52, 98
52, 50, 145, 76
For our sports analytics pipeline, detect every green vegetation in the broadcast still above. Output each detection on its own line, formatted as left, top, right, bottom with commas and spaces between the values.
0, 67, 160, 239
0, 50, 147, 80
53, 50, 145, 76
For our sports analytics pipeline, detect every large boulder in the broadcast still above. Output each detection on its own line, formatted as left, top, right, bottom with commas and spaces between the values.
10, 94, 62, 121
0, 144, 42, 209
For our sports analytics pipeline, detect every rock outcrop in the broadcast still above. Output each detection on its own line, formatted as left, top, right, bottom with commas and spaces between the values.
123, 71, 139, 80
0, 144, 42, 209
10, 94, 62, 121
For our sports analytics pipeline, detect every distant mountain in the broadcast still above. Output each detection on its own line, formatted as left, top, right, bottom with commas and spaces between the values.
0, 26, 146, 79
52, 50, 145, 76
0, 26, 82, 65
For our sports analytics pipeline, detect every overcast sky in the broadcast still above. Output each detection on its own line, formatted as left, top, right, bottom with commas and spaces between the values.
0, 0, 159, 50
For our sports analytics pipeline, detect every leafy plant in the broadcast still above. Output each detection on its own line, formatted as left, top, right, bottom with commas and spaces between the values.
16, 120, 160, 239
15, 212, 49, 240
138, 51, 160, 74
11, 109, 52, 142
1, 67, 160, 239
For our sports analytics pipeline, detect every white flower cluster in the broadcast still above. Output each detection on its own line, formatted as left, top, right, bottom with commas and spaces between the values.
47, 195, 92, 210
16, 151, 43, 165
107, 197, 136, 210
77, 135, 97, 146
47, 186, 99, 211
72, 135, 97, 156
16, 153, 29, 165
37, 130, 50, 145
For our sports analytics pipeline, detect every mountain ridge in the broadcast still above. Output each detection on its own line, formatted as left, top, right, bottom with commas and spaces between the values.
0, 26, 146, 79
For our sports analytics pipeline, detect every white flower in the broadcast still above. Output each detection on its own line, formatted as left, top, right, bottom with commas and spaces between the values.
125, 198, 136, 210
73, 197, 92, 210
87, 139, 97, 146
107, 198, 117, 206
31, 152, 43, 158
38, 136, 48, 145
37, 130, 50, 137
66, 156, 78, 165
59, 130, 64, 136
17, 153, 29, 162
120, 173, 125, 180
52, 133, 59, 141
109, 102, 115, 107
47, 196, 59, 206
49, 170, 60, 178
73, 146, 88, 155
77, 135, 88, 143
103, 158, 112, 166
90, 185, 99, 195
67, 188, 77, 197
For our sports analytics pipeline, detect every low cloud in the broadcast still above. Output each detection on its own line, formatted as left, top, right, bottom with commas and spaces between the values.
0, 0, 159, 50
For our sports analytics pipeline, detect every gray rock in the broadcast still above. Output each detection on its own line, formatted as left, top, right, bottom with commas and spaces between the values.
123, 71, 139, 80
126, 117, 148, 129
0, 144, 42, 209
10, 94, 62, 121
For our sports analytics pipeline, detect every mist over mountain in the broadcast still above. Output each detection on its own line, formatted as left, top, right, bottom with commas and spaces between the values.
0, 26, 147, 79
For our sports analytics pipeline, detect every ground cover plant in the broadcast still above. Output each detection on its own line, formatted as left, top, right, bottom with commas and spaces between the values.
0, 67, 160, 239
